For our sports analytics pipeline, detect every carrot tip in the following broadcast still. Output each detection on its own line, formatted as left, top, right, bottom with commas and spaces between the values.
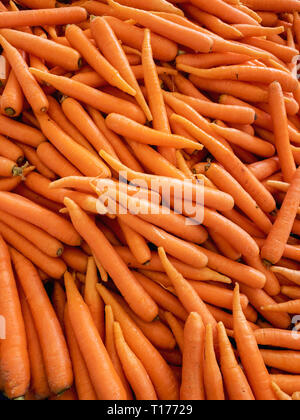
4, 107, 16, 116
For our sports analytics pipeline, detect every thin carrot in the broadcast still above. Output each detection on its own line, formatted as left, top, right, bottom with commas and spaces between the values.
65, 24, 135, 96
268, 81, 296, 184
204, 324, 225, 400
19, 288, 50, 401
16, 142, 56, 180
233, 284, 276, 400
30, 68, 146, 124
91, 16, 152, 122
0, 28, 82, 71
261, 300, 300, 314
97, 284, 180, 400
217, 322, 254, 401
84, 257, 104, 340
63, 305, 97, 401
0, 35, 48, 115
11, 248, 72, 395
114, 322, 158, 401
52, 281, 66, 331
0, 236, 30, 400
271, 382, 292, 401
260, 350, 300, 374
271, 266, 300, 285
271, 375, 300, 395
64, 197, 158, 323
254, 329, 300, 351
64, 271, 127, 400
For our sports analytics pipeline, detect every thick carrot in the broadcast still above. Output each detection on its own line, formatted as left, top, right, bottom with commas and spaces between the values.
19, 288, 50, 401
271, 375, 300, 395
260, 350, 300, 374
0, 135, 24, 165
0, 35, 48, 114
180, 312, 205, 400
14, 184, 63, 214
233, 284, 276, 400
0, 236, 30, 400
63, 305, 97, 401
172, 114, 276, 213
91, 16, 152, 122
36, 114, 111, 178
217, 321, 254, 401
0, 191, 81, 246
268, 81, 296, 184
64, 197, 158, 323
248, 157, 280, 181
30, 68, 146, 124
103, 16, 178, 62
0, 7, 88, 28
262, 167, 300, 264
204, 324, 225, 400
114, 322, 158, 400
0, 29, 82, 71
0, 68, 23, 117
84, 257, 104, 340
97, 284, 179, 400
0, 114, 45, 147
0, 209, 63, 258
11, 248, 72, 395
37, 142, 81, 178
64, 271, 127, 400
254, 329, 300, 351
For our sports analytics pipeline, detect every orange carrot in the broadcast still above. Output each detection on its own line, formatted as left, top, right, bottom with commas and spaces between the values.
0, 236, 30, 400
11, 248, 72, 395
204, 324, 225, 400
260, 349, 300, 374
0, 135, 24, 165
0, 68, 23, 117
0, 114, 45, 147
254, 329, 300, 351
52, 281, 66, 331
37, 142, 82, 178
217, 321, 254, 401
233, 284, 276, 400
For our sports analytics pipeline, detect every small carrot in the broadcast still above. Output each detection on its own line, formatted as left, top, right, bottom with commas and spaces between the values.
261, 300, 300, 314
16, 142, 56, 180
204, 324, 225, 400
271, 375, 300, 395
271, 266, 300, 286
271, 382, 292, 401
11, 248, 73, 395
217, 322, 254, 401
0, 236, 30, 400
0, 114, 45, 147
233, 283, 276, 400
0, 68, 23, 117
114, 322, 158, 400
0, 35, 48, 114
164, 311, 184, 353
52, 281, 66, 331
119, 220, 151, 265
0, 135, 24, 165
62, 246, 88, 274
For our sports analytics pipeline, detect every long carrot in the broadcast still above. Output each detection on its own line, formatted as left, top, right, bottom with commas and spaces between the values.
11, 248, 72, 395
97, 284, 179, 400
233, 283, 276, 400
217, 322, 254, 401
0, 236, 30, 400
0, 29, 82, 71
0, 35, 48, 115
114, 322, 158, 400
37, 142, 82, 178
30, 68, 146, 124
261, 300, 300, 314
63, 305, 97, 401
262, 167, 300, 264
91, 16, 152, 122
64, 271, 127, 400
0, 68, 23, 117
64, 197, 158, 323
0, 114, 45, 147
19, 288, 50, 401
204, 324, 225, 400
254, 329, 300, 351
260, 350, 300, 374
52, 281, 66, 331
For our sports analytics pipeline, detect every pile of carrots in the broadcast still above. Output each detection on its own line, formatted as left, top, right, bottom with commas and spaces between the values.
0, 0, 300, 402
